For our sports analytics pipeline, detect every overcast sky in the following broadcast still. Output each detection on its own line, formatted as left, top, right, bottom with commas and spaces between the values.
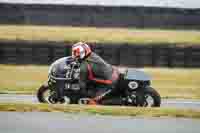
0, 0, 199, 9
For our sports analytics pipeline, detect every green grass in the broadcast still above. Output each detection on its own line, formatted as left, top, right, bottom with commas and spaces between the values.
0, 25, 200, 45
142, 68, 200, 99
0, 64, 200, 99
0, 102, 200, 119
0, 64, 47, 94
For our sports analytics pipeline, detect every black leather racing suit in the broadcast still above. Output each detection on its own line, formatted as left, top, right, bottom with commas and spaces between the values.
79, 52, 119, 102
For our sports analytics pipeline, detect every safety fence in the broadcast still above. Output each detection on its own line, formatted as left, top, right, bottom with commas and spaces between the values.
0, 41, 200, 67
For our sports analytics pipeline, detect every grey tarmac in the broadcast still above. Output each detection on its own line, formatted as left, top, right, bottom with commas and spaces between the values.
0, 94, 200, 109
0, 112, 200, 133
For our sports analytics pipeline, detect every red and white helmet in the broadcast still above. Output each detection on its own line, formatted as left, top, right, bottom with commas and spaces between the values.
72, 42, 92, 59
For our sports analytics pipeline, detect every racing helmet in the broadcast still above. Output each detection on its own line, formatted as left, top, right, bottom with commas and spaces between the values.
72, 42, 92, 59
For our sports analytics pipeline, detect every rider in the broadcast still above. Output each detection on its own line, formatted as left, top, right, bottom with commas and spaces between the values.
71, 42, 119, 105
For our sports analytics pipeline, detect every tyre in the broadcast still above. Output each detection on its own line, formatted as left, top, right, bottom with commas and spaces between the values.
37, 83, 50, 103
37, 83, 71, 104
143, 87, 161, 107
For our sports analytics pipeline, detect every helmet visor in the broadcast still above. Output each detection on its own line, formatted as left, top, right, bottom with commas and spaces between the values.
72, 48, 80, 58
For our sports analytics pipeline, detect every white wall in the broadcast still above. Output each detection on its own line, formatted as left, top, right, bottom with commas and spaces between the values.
0, 0, 199, 9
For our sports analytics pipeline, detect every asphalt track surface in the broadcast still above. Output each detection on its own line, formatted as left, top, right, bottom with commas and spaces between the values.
1, 112, 200, 133
0, 94, 200, 110
1, 94, 200, 133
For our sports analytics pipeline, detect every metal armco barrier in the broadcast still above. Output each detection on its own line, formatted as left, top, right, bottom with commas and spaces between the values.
0, 3, 200, 29
0, 41, 200, 68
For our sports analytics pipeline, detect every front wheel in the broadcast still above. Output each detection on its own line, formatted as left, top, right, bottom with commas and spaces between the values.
37, 83, 50, 103
36, 83, 70, 104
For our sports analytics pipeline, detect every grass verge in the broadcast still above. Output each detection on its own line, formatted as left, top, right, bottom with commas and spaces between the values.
0, 25, 200, 45
0, 102, 200, 119
0, 64, 200, 99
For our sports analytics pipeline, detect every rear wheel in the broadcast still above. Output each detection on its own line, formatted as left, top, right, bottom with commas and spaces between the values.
142, 87, 161, 107
127, 87, 161, 107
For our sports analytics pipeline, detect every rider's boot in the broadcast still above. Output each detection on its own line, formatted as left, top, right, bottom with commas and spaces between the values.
88, 99, 97, 105
88, 88, 112, 105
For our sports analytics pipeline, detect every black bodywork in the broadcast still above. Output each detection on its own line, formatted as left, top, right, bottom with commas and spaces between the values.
118, 69, 151, 90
